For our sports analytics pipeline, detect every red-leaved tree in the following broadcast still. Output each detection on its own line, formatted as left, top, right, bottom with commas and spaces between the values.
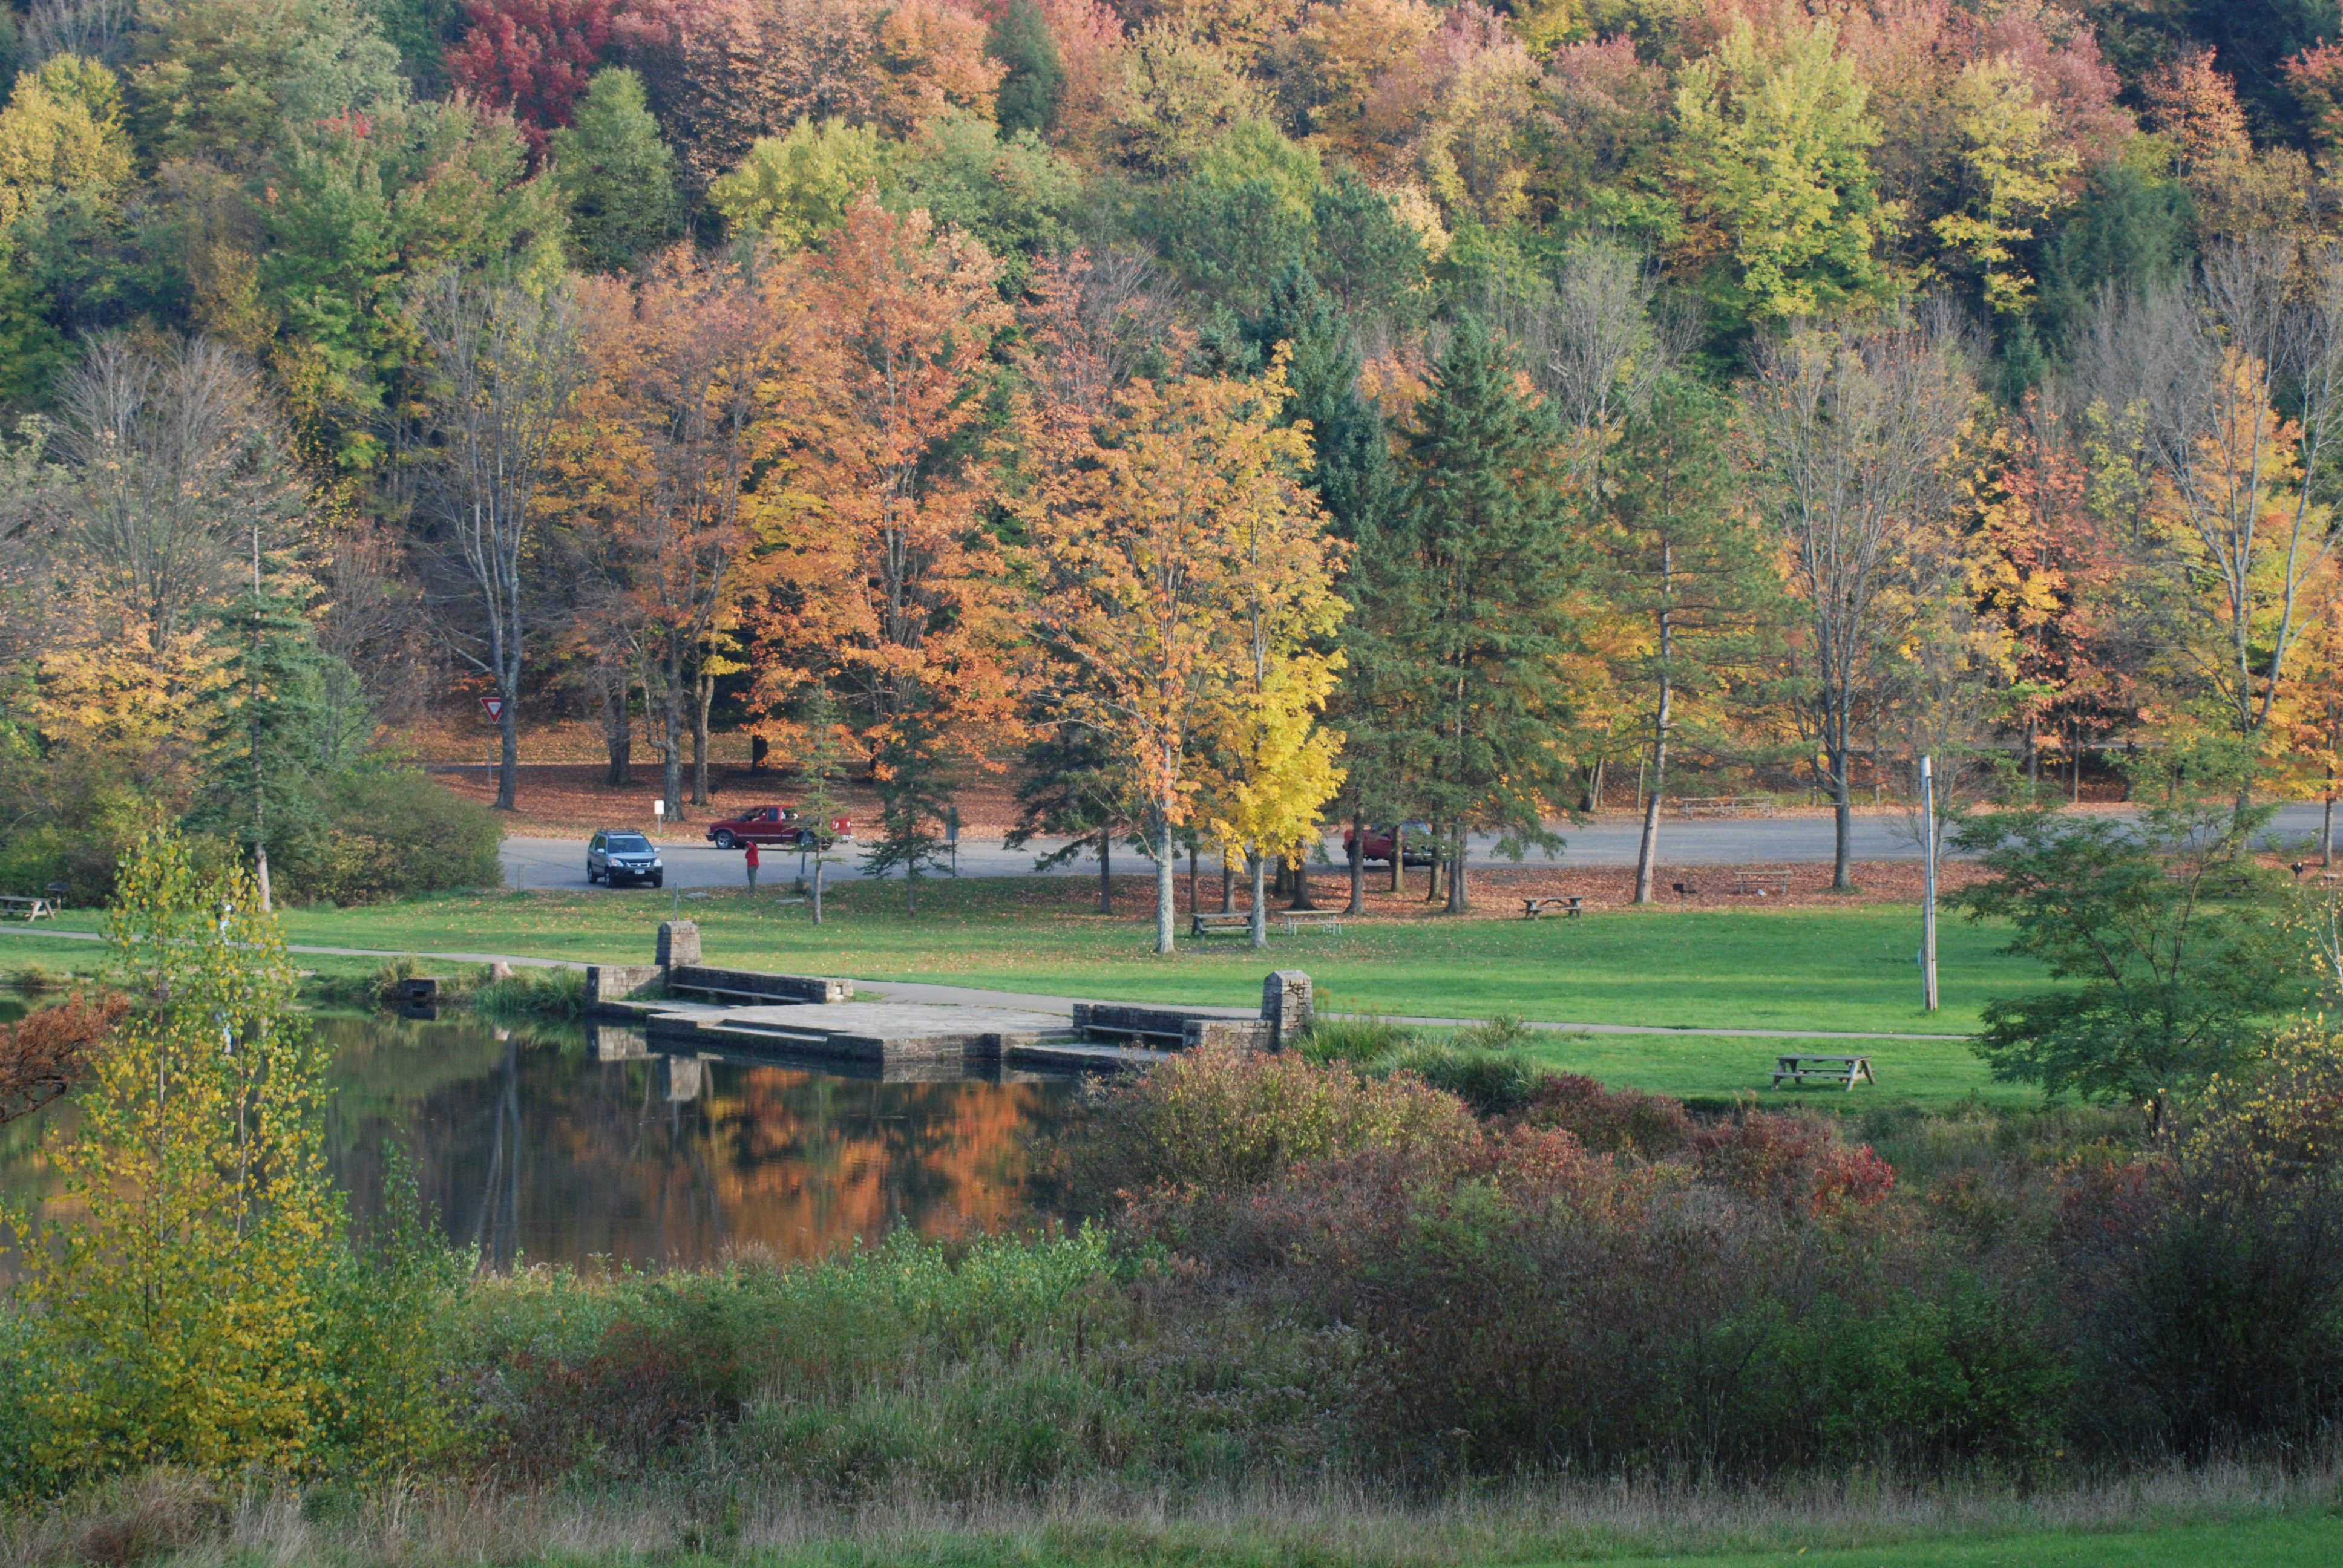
447, 0, 620, 158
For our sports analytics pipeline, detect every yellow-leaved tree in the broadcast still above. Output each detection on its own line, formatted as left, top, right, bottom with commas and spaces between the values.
5, 831, 340, 1477
1023, 277, 1342, 953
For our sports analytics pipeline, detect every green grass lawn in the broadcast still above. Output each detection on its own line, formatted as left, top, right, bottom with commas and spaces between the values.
23, 875, 2033, 1036
4, 877, 2054, 1109
1529, 1515, 2342, 1567
1519, 1030, 2025, 1109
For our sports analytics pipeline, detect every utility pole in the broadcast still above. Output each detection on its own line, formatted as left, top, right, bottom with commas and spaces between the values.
1919, 754, 1938, 1013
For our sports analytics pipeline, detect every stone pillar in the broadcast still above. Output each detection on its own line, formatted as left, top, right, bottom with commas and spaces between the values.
656, 920, 701, 972
1261, 970, 1312, 1050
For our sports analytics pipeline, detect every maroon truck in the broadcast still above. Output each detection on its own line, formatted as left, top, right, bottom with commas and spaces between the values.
704, 806, 853, 851
1342, 820, 1435, 867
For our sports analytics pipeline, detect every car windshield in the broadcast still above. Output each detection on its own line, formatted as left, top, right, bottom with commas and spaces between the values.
606, 834, 652, 853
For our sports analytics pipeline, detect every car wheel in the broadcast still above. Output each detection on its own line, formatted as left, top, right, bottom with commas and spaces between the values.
650, 874, 664, 889
713, 829, 736, 849
587, 864, 597, 883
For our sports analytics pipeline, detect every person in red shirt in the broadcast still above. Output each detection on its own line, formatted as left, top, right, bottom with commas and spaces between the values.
744, 838, 760, 891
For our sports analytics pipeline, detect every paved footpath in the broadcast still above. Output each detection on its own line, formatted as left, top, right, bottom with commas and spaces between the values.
0, 927, 1961, 1040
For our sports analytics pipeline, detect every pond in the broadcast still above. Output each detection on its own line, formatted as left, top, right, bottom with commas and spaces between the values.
2, 1007, 1087, 1273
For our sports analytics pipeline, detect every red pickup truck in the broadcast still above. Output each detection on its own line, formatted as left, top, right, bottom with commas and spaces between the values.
704, 806, 853, 850
1342, 820, 1435, 867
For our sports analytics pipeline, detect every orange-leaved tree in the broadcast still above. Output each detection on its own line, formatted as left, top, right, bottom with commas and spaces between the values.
1020, 263, 1335, 953
746, 198, 1020, 885
559, 246, 795, 820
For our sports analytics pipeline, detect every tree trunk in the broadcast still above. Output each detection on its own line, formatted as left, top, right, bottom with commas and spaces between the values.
691, 665, 714, 806
1633, 655, 1673, 905
811, 857, 824, 924
1188, 840, 1199, 916
1099, 828, 1112, 915
1347, 809, 1365, 915
1424, 825, 1442, 903
1154, 812, 1176, 954
1222, 858, 1234, 913
661, 661, 685, 825
497, 698, 519, 811
1446, 820, 1468, 913
1289, 846, 1317, 910
2025, 714, 2039, 788
600, 667, 631, 786
1391, 827, 1402, 893
255, 842, 272, 913
1248, 851, 1267, 949
1830, 745, 1855, 891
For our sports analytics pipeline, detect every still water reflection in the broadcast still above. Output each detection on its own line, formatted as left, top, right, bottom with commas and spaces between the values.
5, 1011, 1084, 1271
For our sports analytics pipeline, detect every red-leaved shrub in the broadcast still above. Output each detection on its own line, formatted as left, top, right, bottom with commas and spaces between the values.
1516, 1072, 1693, 1157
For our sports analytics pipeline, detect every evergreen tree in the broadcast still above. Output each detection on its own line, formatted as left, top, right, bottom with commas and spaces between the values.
986, 0, 1063, 138
1006, 717, 1134, 915
1236, 264, 1406, 911
551, 69, 683, 275
1604, 375, 1780, 902
193, 546, 373, 907
791, 681, 852, 924
1367, 315, 1577, 912
859, 721, 954, 916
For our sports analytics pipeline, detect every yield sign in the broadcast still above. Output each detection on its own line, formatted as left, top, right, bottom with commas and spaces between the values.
479, 696, 506, 722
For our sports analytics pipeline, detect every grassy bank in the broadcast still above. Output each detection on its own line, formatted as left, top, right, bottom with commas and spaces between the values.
22, 876, 2035, 1036
10, 1462, 2336, 1568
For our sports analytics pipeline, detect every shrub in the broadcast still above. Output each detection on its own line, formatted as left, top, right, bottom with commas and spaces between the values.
1519, 1073, 1694, 1157
1452, 1013, 1536, 1051
1070, 1047, 1480, 1203
2054, 1022, 2343, 1455
1693, 1109, 1897, 1216
475, 965, 587, 1023
278, 766, 502, 906
1296, 1014, 1418, 1064
1390, 1044, 1546, 1116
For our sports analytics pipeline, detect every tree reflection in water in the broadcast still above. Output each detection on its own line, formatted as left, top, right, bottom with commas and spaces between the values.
318, 1014, 1084, 1269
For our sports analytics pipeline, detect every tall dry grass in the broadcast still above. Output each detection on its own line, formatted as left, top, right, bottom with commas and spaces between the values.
3, 1456, 2337, 1567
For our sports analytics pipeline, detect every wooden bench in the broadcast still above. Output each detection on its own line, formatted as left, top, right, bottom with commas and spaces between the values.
1190, 912, 1254, 939
1522, 896, 1584, 920
1732, 868, 1792, 896
1674, 797, 1775, 818
1279, 909, 1346, 935
0, 896, 55, 921
1771, 1054, 1875, 1091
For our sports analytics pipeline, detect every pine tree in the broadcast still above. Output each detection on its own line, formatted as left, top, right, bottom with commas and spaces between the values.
551, 69, 683, 275
1604, 376, 1780, 902
1371, 315, 1577, 912
1237, 264, 1404, 913
791, 681, 852, 924
986, 0, 1063, 138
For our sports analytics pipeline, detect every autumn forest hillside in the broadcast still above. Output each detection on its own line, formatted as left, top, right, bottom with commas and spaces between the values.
0, 0, 2334, 921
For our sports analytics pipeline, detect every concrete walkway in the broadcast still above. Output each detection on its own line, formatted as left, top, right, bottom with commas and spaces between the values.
0, 927, 1965, 1040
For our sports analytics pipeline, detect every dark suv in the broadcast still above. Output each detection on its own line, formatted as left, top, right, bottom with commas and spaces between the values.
587, 829, 664, 887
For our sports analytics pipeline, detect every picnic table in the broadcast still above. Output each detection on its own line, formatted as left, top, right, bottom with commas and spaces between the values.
1732, 867, 1792, 896
1673, 797, 1777, 818
0, 895, 56, 921
1521, 896, 1584, 920
1278, 910, 1346, 935
1191, 912, 1254, 939
1771, 1054, 1875, 1091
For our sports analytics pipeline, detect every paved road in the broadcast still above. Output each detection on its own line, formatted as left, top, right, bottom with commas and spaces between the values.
502, 802, 2341, 894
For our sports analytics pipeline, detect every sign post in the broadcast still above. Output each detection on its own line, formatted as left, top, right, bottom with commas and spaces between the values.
1920, 755, 1939, 1013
